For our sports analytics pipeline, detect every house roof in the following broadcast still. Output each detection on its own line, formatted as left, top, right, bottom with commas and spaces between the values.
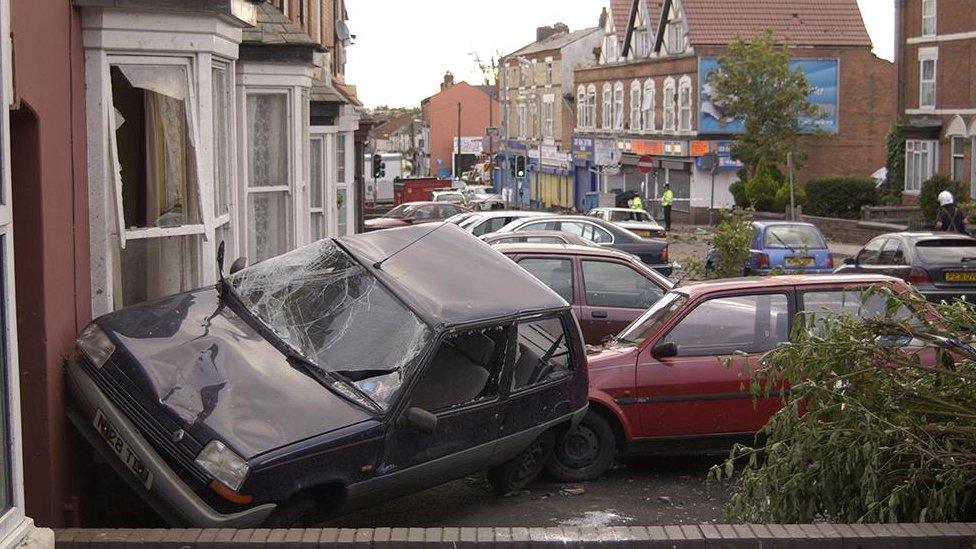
310, 75, 346, 103
610, 0, 631, 39
509, 27, 602, 57
372, 113, 414, 140
242, 2, 321, 48
679, 0, 872, 48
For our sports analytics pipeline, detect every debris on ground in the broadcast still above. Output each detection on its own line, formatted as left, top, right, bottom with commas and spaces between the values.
557, 510, 634, 528
559, 485, 586, 496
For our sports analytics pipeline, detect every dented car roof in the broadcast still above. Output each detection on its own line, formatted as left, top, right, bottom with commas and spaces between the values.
338, 223, 569, 328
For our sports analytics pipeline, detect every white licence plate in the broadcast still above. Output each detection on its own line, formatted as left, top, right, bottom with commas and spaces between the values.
93, 409, 154, 490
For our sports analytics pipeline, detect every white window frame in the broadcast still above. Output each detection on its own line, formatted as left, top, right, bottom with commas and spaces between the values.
542, 94, 555, 140
919, 48, 938, 110
586, 84, 597, 129
951, 135, 967, 182
211, 59, 238, 260
308, 133, 328, 241
667, 20, 685, 54
517, 102, 527, 138
576, 85, 586, 130
545, 59, 554, 86
602, 83, 612, 130
0, 0, 29, 543
905, 139, 938, 193
335, 131, 355, 237
630, 80, 641, 131
922, 0, 937, 37
613, 81, 624, 131
529, 100, 539, 139
663, 77, 677, 132
643, 79, 656, 132
678, 75, 693, 132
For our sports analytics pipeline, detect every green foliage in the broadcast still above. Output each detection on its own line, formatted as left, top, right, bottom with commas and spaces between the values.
774, 182, 805, 212
712, 29, 820, 174
745, 159, 783, 212
804, 177, 878, 219
712, 288, 976, 524
683, 212, 754, 280
729, 180, 750, 208
920, 174, 969, 224
883, 121, 906, 199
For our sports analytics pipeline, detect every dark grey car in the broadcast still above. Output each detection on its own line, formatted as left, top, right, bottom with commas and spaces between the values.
834, 232, 976, 302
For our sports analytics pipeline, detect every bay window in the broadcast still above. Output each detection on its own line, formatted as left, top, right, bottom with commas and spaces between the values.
905, 139, 937, 193
245, 92, 292, 263
309, 135, 326, 240
630, 80, 641, 131
212, 63, 235, 257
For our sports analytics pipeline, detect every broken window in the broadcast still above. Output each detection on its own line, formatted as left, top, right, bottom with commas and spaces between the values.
228, 239, 432, 411
511, 316, 573, 391
246, 93, 292, 263
410, 327, 507, 412
109, 63, 204, 308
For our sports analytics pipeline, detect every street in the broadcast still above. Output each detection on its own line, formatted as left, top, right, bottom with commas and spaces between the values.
324, 456, 730, 528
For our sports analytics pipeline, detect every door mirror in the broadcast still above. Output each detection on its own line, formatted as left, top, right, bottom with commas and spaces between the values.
651, 341, 678, 360
843, 257, 856, 266
229, 257, 248, 275
399, 407, 438, 434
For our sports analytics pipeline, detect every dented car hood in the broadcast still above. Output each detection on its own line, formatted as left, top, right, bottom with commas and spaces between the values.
96, 289, 375, 459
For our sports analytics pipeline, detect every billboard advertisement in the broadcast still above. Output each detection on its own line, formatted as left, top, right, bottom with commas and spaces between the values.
698, 58, 839, 135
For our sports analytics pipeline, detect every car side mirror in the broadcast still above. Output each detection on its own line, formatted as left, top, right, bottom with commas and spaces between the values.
229, 257, 248, 275
651, 341, 678, 360
399, 407, 437, 434
843, 257, 856, 266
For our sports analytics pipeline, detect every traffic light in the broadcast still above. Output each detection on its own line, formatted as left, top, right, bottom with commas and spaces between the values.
371, 154, 386, 179
509, 157, 517, 178
515, 155, 526, 179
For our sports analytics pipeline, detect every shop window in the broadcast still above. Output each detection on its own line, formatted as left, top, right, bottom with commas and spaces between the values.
108, 64, 204, 307
246, 93, 292, 262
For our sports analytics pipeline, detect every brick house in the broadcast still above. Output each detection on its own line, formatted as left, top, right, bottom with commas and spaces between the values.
572, 0, 895, 221
896, 0, 976, 203
497, 24, 602, 208
420, 72, 500, 180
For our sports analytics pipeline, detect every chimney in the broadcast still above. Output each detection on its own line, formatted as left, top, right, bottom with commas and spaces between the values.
537, 25, 556, 42
598, 7, 608, 29
441, 71, 455, 91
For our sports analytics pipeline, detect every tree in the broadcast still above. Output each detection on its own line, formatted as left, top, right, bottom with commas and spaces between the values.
882, 121, 906, 200
711, 29, 820, 175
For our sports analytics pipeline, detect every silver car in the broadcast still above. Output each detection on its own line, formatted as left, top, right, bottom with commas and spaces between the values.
588, 207, 666, 238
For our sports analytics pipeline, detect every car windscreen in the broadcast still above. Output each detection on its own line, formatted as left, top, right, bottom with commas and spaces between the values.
385, 204, 414, 219
614, 291, 688, 345
915, 239, 976, 263
228, 240, 432, 411
610, 210, 649, 222
763, 225, 827, 250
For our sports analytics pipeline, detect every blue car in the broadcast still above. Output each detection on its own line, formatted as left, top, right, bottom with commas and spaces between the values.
708, 221, 833, 276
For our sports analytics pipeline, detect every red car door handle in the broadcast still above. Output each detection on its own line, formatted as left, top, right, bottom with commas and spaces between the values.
591, 311, 608, 319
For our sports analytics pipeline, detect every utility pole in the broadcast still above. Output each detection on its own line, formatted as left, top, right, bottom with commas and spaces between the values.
456, 102, 462, 183
788, 152, 796, 221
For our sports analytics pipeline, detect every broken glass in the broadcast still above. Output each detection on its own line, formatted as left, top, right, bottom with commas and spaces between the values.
227, 239, 432, 410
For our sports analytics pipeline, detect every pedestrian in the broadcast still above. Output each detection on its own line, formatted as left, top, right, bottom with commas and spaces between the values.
661, 183, 674, 231
631, 195, 644, 211
935, 190, 969, 235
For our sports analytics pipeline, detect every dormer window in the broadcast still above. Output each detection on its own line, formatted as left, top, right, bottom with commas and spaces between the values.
667, 20, 685, 54
604, 34, 618, 64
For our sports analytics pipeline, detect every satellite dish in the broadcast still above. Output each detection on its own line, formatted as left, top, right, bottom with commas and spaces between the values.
336, 20, 351, 44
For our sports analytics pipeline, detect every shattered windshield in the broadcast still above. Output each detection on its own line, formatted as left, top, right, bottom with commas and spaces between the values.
227, 240, 432, 411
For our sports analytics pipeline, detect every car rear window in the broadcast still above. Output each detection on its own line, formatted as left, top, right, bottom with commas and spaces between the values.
763, 225, 827, 250
914, 239, 976, 263
610, 211, 649, 222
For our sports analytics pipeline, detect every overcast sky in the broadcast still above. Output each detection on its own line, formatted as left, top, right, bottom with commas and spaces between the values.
345, 1, 894, 110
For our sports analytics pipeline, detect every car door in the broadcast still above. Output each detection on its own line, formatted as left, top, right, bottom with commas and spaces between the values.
513, 256, 581, 319
839, 236, 885, 274
378, 326, 509, 497
634, 291, 793, 438
578, 259, 665, 344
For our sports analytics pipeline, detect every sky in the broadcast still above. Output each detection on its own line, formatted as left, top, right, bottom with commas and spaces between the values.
345, 0, 895, 110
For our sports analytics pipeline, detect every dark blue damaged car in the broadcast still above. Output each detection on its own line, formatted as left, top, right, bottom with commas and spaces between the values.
66, 224, 588, 527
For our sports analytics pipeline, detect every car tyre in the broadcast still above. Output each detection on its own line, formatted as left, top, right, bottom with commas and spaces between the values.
544, 411, 617, 482
488, 430, 556, 495
263, 495, 320, 527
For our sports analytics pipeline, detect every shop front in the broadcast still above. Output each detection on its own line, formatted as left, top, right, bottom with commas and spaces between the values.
571, 135, 596, 211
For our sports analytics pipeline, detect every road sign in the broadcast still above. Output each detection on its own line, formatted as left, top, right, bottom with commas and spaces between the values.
637, 155, 655, 174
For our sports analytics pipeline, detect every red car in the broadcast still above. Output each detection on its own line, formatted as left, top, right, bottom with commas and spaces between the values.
494, 243, 673, 345
546, 274, 927, 481
363, 202, 465, 232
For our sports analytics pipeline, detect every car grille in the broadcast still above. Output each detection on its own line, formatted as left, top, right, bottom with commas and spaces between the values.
78, 357, 209, 484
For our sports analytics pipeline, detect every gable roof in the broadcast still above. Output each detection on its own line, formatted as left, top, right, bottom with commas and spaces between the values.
623, 0, 665, 56
508, 27, 602, 58
677, 0, 872, 48
610, 0, 631, 39
372, 113, 414, 140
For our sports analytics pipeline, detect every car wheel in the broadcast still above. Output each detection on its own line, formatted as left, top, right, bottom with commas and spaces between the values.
488, 430, 556, 495
544, 411, 617, 482
263, 495, 320, 527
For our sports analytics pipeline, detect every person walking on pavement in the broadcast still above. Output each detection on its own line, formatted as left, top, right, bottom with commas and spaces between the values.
935, 190, 969, 235
661, 183, 674, 231
630, 195, 644, 211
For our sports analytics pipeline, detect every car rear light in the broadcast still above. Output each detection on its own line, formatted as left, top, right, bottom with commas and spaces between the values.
661, 246, 668, 263
756, 253, 770, 269
907, 267, 930, 285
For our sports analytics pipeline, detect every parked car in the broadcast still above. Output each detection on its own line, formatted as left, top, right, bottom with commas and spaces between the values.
708, 221, 833, 275
482, 230, 599, 248
495, 243, 673, 344
497, 215, 672, 275
834, 232, 976, 303
469, 196, 507, 211
432, 190, 467, 206
588, 208, 667, 238
547, 274, 926, 482
456, 211, 552, 237
67, 225, 588, 527
363, 201, 464, 232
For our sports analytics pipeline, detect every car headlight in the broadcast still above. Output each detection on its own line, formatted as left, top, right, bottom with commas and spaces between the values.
195, 440, 249, 491
76, 323, 115, 368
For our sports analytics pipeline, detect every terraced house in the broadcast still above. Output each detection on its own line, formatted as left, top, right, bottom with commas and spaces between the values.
572, 0, 895, 222
895, 0, 976, 202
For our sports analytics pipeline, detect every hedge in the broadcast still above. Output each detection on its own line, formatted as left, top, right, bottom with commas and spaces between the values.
803, 177, 878, 219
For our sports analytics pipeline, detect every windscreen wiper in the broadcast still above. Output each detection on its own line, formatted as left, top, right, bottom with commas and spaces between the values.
771, 232, 796, 253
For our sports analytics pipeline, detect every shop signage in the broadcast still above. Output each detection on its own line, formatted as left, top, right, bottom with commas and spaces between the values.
460, 137, 484, 155
699, 57, 840, 134
571, 135, 594, 164
627, 139, 688, 157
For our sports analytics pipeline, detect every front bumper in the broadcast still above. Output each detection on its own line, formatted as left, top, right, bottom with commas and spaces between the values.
65, 362, 276, 528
